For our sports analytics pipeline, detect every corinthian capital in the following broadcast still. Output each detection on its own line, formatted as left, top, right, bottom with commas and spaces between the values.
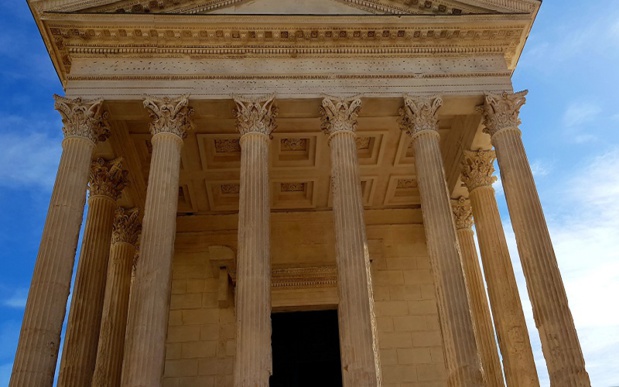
479, 90, 528, 136
398, 96, 443, 138
233, 95, 278, 136
111, 207, 141, 246
461, 150, 498, 192
320, 96, 362, 135
451, 197, 473, 230
54, 95, 110, 143
89, 157, 129, 200
143, 95, 194, 138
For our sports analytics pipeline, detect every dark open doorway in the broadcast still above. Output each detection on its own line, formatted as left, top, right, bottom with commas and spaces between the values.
270, 309, 343, 387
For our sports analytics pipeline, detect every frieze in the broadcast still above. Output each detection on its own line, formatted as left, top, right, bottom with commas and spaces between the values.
271, 266, 338, 289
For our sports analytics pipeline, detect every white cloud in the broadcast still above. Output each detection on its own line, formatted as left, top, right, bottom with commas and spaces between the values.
2, 288, 28, 309
562, 102, 602, 128
498, 148, 619, 386
0, 116, 62, 190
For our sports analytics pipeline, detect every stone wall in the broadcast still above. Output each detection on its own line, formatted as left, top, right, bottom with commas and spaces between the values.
162, 210, 446, 386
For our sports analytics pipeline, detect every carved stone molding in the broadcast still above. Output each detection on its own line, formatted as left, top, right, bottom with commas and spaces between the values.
451, 197, 473, 230
398, 95, 443, 138
461, 150, 498, 192
89, 157, 129, 200
479, 90, 527, 137
233, 95, 278, 136
271, 266, 338, 289
111, 207, 141, 246
54, 95, 110, 143
143, 95, 194, 138
320, 97, 362, 135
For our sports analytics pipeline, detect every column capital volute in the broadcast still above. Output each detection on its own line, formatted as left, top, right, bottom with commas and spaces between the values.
398, 95, 443, 140
478, 90, 528, 137
54, 95, 110, 144
111, 207, 141, 247
320, 96, 362, 136
461, 150, 498, 192
451, 197, 474, 230
89, 157, 129, 200
233, 94, 278, 137
143, 95, 194, 139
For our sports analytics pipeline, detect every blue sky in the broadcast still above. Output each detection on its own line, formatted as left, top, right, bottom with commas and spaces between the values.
0, 0, 617, 385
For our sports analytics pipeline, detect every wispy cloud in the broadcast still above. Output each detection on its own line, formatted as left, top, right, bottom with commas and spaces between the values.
560, 102, 602, 143
499, 148, 619, 386
0, 116, 62, 190
2, 288, 28, 309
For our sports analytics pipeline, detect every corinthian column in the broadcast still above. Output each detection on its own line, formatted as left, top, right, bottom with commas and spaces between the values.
92, 208, 141, 387
399, 96, 483, 387
121, 96, 193, 386
232, 95, 277, 387
480, 91, 590, 386
461, 150, 538, 386
320, 97, 381, 386
58, 158, 128, 387
451, 198, 505, 387
10, 96, 109, 387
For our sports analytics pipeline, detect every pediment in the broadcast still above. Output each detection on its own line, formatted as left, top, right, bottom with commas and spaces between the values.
37, 0, 539, 15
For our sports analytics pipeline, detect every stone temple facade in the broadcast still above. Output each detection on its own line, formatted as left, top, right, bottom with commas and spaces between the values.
11, 0, 591, 386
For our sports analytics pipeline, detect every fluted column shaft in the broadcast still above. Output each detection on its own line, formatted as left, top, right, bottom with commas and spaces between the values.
59, 158, 127, 387
93, 208, 141, 387
452, 198, 505, 387
400, 96, 483, 387
462, 150, 538, 386
321, 97, 381, 386
11, 96, 109, 387
122, 96, 193, 386
481, 92, 590, 386
233, 96, 276, 387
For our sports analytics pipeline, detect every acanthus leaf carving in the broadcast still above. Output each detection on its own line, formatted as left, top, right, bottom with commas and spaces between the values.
111, 207, 141, 246
320, 96, 362, 135
479, 90, 527, 137
88, 157, 129, 200
143, 95, 194, 138
398, 95, 443, 138
461, 150, 498, 192
451, 197, 473, 230
233, 94, 278, 136
54, 95, 110, 143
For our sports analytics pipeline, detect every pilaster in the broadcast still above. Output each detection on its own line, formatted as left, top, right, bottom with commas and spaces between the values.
451, 197, 505, 387
11, 95, 109, 387
59, 157, 128, 387
399, 95, 483, 387
480, 91, 590, 386
320, 97, 381, 386
121, 95, 193, 386
233, 95, 277, 387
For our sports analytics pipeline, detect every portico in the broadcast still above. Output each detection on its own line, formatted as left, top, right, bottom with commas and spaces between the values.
12, 0, 590, 386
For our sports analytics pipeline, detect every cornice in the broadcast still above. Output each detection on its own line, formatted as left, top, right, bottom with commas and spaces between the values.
36, 12, 533, 87
31, 0, 538, 15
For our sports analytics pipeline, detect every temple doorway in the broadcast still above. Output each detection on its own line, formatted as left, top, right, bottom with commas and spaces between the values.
270, 309, 343, 387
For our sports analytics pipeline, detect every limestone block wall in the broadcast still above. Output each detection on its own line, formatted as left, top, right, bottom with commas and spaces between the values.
162, 211, 446, 387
